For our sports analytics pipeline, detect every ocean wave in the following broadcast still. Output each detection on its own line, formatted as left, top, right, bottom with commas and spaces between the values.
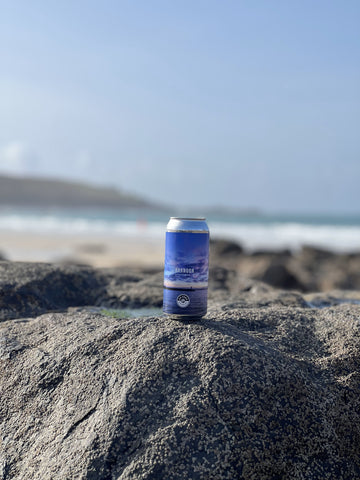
210, 222, 360, 252
0, 213, 164, 238
1, 213, 360, 252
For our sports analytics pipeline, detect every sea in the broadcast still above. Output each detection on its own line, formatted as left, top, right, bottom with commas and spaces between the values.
1, 207, 360, 253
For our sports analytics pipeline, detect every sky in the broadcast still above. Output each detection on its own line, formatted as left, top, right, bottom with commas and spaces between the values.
0, 1, 359, 213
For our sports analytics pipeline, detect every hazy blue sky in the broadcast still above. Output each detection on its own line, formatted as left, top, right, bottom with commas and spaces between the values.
0, 1, 359, 213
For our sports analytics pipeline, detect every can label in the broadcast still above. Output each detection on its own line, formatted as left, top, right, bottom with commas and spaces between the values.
163, 231, 209, 317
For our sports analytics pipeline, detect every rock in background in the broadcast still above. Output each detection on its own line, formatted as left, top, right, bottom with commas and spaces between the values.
1, 261, 360, 479
211, 239, 360, 292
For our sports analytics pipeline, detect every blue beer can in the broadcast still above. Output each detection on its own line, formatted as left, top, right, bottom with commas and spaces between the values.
163, 217, 209, 318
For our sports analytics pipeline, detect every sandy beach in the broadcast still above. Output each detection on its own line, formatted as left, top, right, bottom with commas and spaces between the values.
0, 231, 165, 268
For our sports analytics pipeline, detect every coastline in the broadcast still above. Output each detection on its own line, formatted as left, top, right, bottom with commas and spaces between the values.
2, 229, 360, 292
0, 230, 165, 268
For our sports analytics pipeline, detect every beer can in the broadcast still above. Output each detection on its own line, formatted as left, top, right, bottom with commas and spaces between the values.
163, 217, 209, 318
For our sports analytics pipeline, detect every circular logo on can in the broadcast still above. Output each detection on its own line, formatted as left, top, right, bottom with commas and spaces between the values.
176, 294, 190, 308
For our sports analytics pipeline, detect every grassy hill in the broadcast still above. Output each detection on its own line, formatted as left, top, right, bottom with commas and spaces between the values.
0, 175, 155, 209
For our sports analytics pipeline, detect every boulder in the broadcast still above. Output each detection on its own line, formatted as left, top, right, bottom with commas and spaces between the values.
0, 262, 162, 321
250, 248, 292, 258
258, 260, 306, 291
210, 239, 243, 258
0, 261, 105, 321
237, 257, 306, 292
300, 245, 336, 262
0, 262, 360, 478
1, 300, 360, 478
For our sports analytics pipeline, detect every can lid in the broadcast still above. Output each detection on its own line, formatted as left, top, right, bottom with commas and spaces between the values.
167, 217, 208, 232
170, 217, 206, 221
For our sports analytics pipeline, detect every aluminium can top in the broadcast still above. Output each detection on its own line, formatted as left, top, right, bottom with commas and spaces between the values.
167, 217, 209, 233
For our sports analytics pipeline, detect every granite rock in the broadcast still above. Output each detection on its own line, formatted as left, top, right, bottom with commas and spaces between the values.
1, 262, 360, 479
256, 259, 306, 291
210, 239, 360, 292
0, 261, 104, 321
210, 239, 243, 258
0, 262, 163, 321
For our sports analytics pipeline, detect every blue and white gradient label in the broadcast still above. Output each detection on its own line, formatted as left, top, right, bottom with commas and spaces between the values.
163, 231, 209, 317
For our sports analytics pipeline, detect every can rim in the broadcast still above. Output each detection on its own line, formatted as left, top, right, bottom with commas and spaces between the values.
170, 217, 206, 221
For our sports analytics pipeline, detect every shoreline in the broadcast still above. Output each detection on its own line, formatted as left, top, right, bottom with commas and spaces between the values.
2, 230, 360, 293
0, 230, 165, 268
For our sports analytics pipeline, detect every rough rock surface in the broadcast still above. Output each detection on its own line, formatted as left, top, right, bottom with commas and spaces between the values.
1, 261, 360, 479
210, 239, 243, 257
211, 239, 360, 291
0, 262, 163, 321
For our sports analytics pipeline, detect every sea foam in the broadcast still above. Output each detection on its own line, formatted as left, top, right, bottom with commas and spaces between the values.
0, 211, 360, 252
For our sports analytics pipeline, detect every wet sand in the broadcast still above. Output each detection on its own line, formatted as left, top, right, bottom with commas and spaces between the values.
0, 231, 164, 268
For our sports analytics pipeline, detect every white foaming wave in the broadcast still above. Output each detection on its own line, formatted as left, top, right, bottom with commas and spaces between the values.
210, 222, 360, 252
1, 214, 360, 252
0, 214, 108, 234
0, 213, 165, 239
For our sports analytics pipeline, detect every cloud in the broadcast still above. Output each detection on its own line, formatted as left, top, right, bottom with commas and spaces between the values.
0, 141, 38, 176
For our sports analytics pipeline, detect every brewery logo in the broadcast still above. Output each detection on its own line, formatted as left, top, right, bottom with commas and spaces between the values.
176, 294, 190, 308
